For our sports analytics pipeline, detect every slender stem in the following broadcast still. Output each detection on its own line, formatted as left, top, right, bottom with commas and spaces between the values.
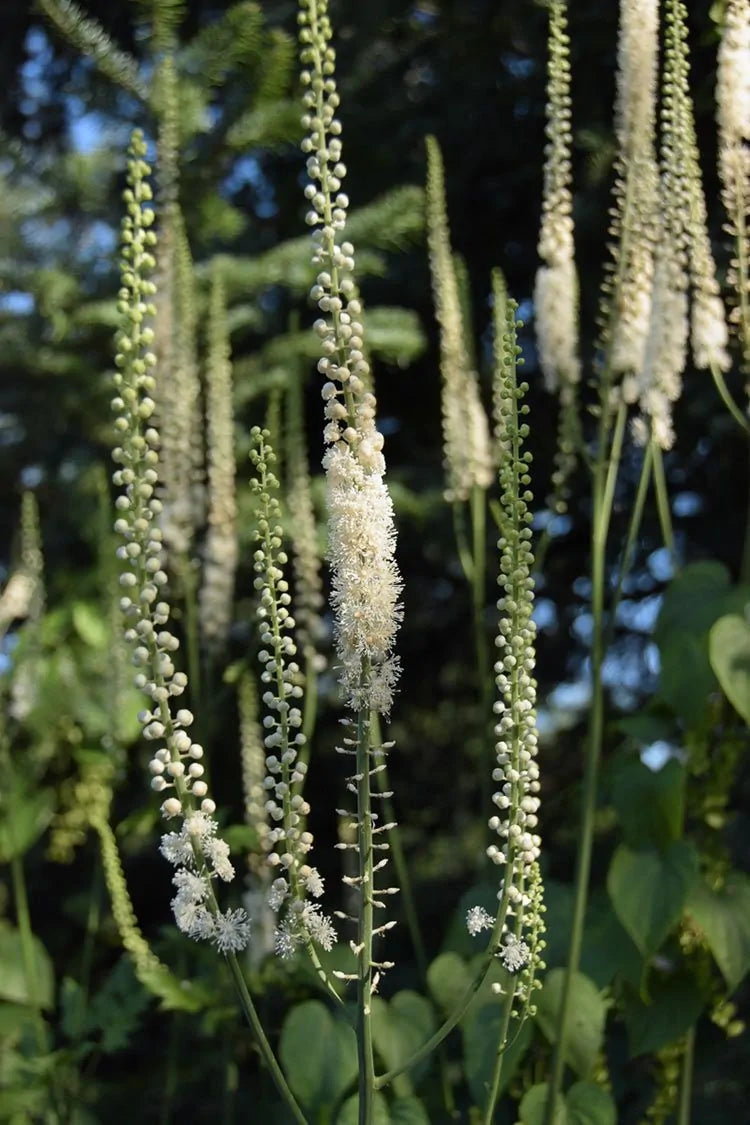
305, 938, 349, 1015
301, 645, 318, 753
159, 1011, 181, 1125
10, 854, 47, 1055
710, 361, 750, 436
482, 981, 517, 1125
471, 483, 488, 687
544, 400, 626, 1125
225, 951, 308, 1125
356, 706, 376, 1125
650, 442, 676, 563
180, 556, 202, 713
452, 500, 475, 582
677, 1027, 695, 1125
74, 858, 103, 1040
605, 443, 653, 649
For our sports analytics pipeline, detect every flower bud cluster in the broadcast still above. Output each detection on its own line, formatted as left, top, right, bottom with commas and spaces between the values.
298, 0, 384, 473
299, 0, 403, 715
111, 132, 248, 955
467, 301, 543, 991
425, 135, 494, 501
248, 427, 335, 956
534, 0, 580, 392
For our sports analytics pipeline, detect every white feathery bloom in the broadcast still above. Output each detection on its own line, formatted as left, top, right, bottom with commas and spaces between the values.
499, 934, 531, 974
533, 259, 580, 392
632, 245, 689, 449
466, 906, 494, 937
717, 0, 750, 145
325, 442, 403, 713
692, 293, 732, 372
213, 908, 252, 954
616, 0, 659, 151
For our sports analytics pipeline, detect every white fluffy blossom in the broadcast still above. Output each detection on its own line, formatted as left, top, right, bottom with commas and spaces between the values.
717, 0, 750, 145
466, 906, 494, 936
499, 934, 531, 974
325, 442, 403, 713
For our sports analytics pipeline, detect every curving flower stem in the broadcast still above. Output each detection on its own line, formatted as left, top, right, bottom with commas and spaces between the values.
651, 441, 676, 563
356, 699, 376, 1125
605, 442, 653, 649
224, 951, 308, 1125
677, 1026, 695, 1125
544, 398, 626, 1124
483, 979, 518, 1125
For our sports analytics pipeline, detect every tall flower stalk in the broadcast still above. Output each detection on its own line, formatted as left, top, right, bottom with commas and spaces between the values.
298, 1, 403, 1117
110, 133, 305, 1124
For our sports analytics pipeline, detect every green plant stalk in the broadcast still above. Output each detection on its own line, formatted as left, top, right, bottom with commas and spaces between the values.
356, 702, 376, 1125
677, 1026, 695, 1125
74, 858, 103, 1041
710, 360, 750, 436
10, 854, 47, 1055
178, 555, 202, 713
225, 951, 308, 1125
544, 398, 627, 1124
159, 1010, 181, 1125
651, 442, 675, 562
452, 500, 475, 583
483, 980, 517, 1125
605, 442, 653, 648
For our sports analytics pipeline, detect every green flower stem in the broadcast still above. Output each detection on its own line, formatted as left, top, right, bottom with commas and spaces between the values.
605, 442, 653, 649
710, 360, 750, 436
225, 951, 308, 1125
159, 1009, 181, 1125
677, 1026, 695, 1125
374, 945, 497, 1089
544, 398, 626, 1125
452, 500, 475, 583
305, 938, 348, 1016
482, 979, 517, 1125
301, 645, 319, 755
355, 702, 376, 1125
10, 854, 47, 1055
178, 554, 202, 714
651, 442, 676, 562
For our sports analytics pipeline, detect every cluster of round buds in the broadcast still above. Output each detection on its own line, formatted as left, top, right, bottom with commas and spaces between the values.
111, 132, 248, 955
299, 0, 386, 474
248, 427, 335, 956
467, 301, 543, 985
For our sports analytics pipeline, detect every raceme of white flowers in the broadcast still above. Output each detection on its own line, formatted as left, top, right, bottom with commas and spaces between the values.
425, 134, 494, 502
199, 262, 238, 655
717, 0, 750, 382
111, 132, 249, 957
534, 0, 580, 394
466, 299, 545, 1004
609, 0, 660, 384
248, 427, 337, 957
298, 0, 402, 715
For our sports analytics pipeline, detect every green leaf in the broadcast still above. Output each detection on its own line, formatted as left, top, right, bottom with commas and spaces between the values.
86, 959, 151, 1053
0, 1001, 38, 1039
566, 1082, 616, 1125
279, 1000, 357, 1114
371, 991, 436, 1097
426, 952, 472, 1015
71, 601, 108, 648
655, 563, 750, 725
710, 615, 750, 725
0, 786, 54, 862
623, 973, 704, 1056
519, 1083, 567, 1125
390, 1097, 430, 1125
607, 841, 699, 955
337, 1092, 390, 1124
462, 1004, 533, 1105
580, 895, 643, 990
687, 874, 750, 991
0, 927, 54, 1009
611, 757, 685, 850
534, 970, 607, 1079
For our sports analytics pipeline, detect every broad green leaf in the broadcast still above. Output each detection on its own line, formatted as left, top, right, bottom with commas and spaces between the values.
622, 973, 704, 1056
337, 1092, 390, 1124
426, 952, 471, 1015
610, 757, 685, 851
462, 1003, 533, 1105
0, 787, 54, 863
607, 841, 699, 955
280, 1000, 357, 1114
566, 1082, 616, 1125
390, 1097, 430, 1125
0, 1001, 37, 1039
687, 874, 750, 991
534, 970, 607, 1079
580, 895, 642, 991
72, 601, 108, 648
655, 563, 750, 725
519, 1083, 567, 1125
371, 991, 436, 1097
710, 615, 750, 725
0, 927, 54, 1009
